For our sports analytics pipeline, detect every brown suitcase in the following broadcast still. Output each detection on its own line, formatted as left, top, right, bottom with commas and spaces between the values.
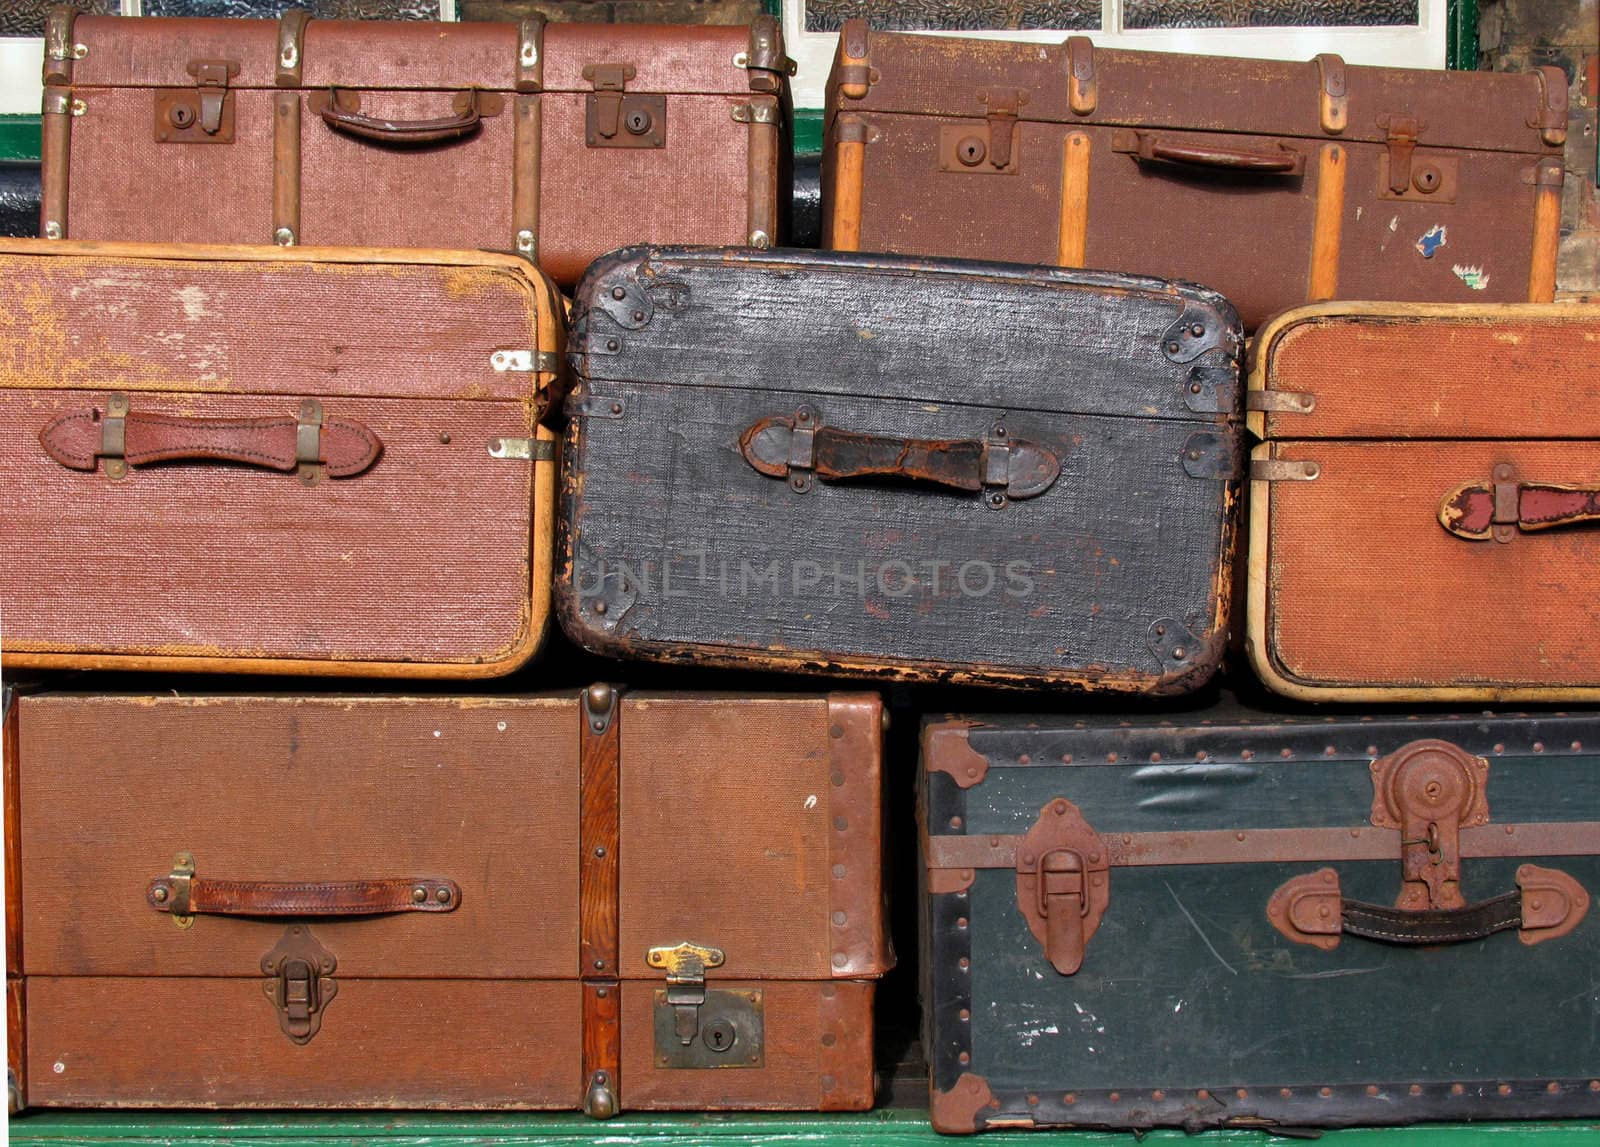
3, 686, 890, 1113
0, 239, 562, 678
821, 23, 1566, 330
40, 7, 792, 284
1247, 301, 1600, 702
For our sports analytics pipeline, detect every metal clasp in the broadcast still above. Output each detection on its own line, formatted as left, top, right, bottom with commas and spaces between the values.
261, 925, 338, 1045
156, 59, 241, 143
162, 851, 195, 928
939, 90, 1026, 173
646, 941, 724, 1045
100, 393, 129, 480
583, 63, 665, 149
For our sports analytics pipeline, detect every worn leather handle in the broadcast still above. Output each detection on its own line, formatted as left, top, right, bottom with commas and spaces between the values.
311, 88, 493, 145
40, 397, 381, 479
148, 874, 460, 918
740, 408, 1060, 504
1118, 131, 1304, 176
1268, 865, 1589, 950
1441, 468, 1600, 541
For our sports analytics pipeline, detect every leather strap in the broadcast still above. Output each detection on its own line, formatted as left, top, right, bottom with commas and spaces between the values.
1442, 474, 1600, 541
740, 411, 1060, 501
310, 88, 501, 145
1269, 864, 1589, 950
148, 876, 459, 917
1342, 891, 1521, 945
40, 401, 381, 478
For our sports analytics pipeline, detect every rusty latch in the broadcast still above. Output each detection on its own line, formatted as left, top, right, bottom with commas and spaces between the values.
1369, 738, 1489, 911
646, 942, 725, 1045
1379, 115, 1423, 195
940, 91, 1026, 173
583, 63, 665, 148
1014, 799, 1109, 975
156, 60, 240, 143
260, 925, 338, 1045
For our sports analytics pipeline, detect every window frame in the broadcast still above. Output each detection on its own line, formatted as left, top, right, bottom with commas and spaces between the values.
781, 0, 1450, 108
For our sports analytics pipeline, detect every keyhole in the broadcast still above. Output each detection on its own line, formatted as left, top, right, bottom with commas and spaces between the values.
956, 135, 986, 167
1412, 164, 1441, 194
702, 1019, 736, 1054
625, 108, 653, 136
169, 101, 196, 129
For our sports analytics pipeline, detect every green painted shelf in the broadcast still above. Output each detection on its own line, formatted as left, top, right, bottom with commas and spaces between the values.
8, 1111, 1600, 1147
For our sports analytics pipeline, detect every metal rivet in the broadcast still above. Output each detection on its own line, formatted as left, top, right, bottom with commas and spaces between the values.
71, 98, 86, 116
610, 402, 623, 415
749, 229, 772, 249
594, 846, 607, 858
73, 43, 88, 59
52, 1062, 64, 1074
832, 952, 848, 968
835, 815, 849, 830
597, 988, 608, 998
958, 1052, 970, 1064
948, 815, 962, 829
1366, 1085, 1379, 1096
43, 221, 63, 240
832, 910, 846, 925
594, 601, 607, 614
1190, 323, 1205, 337
831, 771, 845, 786
413, 886, 427, 902
611, 286, 627, 300
832, 864, 846, 878
595, 959, 606, 970
152, 886, 168, 902
516, 229, 535, 255
632, 310, 645, 322
1412, 1084, 1425, 1096
438, 432, 451, 443
1498, 1084, 1512, 1096
606, 338, 619, 352
1451, 1084, 1465, 1095
1109, 1092, 1121, 1103
1166, 341, 1181, 354
273, 226, 295, 247
1170, 647, 1186, 660
435, 887, 451, 904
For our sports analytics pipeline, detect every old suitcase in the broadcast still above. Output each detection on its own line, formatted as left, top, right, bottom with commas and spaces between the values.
557, 246, 1243, 692
920, 705, 1600, 1134
0, 239, 562, 678
1247, 301, 1600, 702
40, 7, 791, 284
4, 687, 889, 1112
822, 23, 1567, 330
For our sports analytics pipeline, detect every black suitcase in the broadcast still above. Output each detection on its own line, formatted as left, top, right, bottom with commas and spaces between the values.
557, 247, 1242, 691
920, 703, 1600, 1132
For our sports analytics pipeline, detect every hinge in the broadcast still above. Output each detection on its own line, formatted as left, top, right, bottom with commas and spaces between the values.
158, 851, 195, 927
1313, 53, 1347, 135
100, 392, 128, 480
583, 63, 665, 149
737, 14, 796, 94
1246, 389, 1316, 414
487, 437, 554, 461
295, 398, 324, 486
1066, 37, 1096, 116
836, 18, 877, 99
490, 349, 559, 374
731, 100, 781, 125
276, 10, 310, 86
260, 925, 338, 1045
1251, 458, 1320, 482
516, 15, 545, 92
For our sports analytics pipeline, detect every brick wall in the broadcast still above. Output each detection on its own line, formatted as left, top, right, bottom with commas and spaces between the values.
1480, 0, 1600, 294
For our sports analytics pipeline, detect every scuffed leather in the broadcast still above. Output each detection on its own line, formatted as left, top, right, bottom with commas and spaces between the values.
40, 408, 382, 476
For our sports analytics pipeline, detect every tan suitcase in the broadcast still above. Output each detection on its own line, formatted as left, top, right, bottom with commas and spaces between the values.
3, 687, 889, 1113
1247, 301, 1600, 701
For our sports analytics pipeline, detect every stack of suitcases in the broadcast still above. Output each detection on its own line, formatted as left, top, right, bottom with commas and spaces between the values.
2, 2, 1598, 1135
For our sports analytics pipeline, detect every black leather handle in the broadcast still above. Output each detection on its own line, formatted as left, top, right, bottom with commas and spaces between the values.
1340, 891, 1522, 945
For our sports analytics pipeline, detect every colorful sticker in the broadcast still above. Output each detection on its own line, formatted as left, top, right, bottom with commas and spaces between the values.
1415, 225, 1447, 259
1453, 264, 1491, 290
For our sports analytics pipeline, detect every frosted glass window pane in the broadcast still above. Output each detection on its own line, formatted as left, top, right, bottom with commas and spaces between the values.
803, 0, 1100, 33
1124, 0, 1419, 29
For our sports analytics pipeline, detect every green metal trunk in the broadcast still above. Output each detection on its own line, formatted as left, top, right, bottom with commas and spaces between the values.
919, 704, 1600, 1133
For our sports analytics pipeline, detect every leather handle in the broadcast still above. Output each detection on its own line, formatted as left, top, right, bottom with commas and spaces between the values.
740, 407, 1060, 505
1442, 467, 1600, 541
148, 874, 460, 919
40, 397, 381, 479
1268, 865, 1589, 950
310, 88, 494, 145
1116, 130, 1305, 176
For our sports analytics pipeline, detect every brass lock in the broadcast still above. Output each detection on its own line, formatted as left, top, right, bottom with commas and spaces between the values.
646, 942, 764, 1069
260, 925, 338, 1045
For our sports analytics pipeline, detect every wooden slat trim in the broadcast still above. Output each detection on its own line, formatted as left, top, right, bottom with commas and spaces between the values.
39, 89, 71, 239
1529, 158, 1563, 303
826, 694, 889, 978
826, 118, 866, 252
1307, 143, 1345, 302
1056, 131, 1091, 268
578, 684, 622, 1113
745, 95, 781, 249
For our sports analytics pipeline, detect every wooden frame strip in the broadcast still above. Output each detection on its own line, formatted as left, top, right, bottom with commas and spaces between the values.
578, 684, 622, 1117
1307, 143, 1345, 302
1056, 131, 1091, 267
